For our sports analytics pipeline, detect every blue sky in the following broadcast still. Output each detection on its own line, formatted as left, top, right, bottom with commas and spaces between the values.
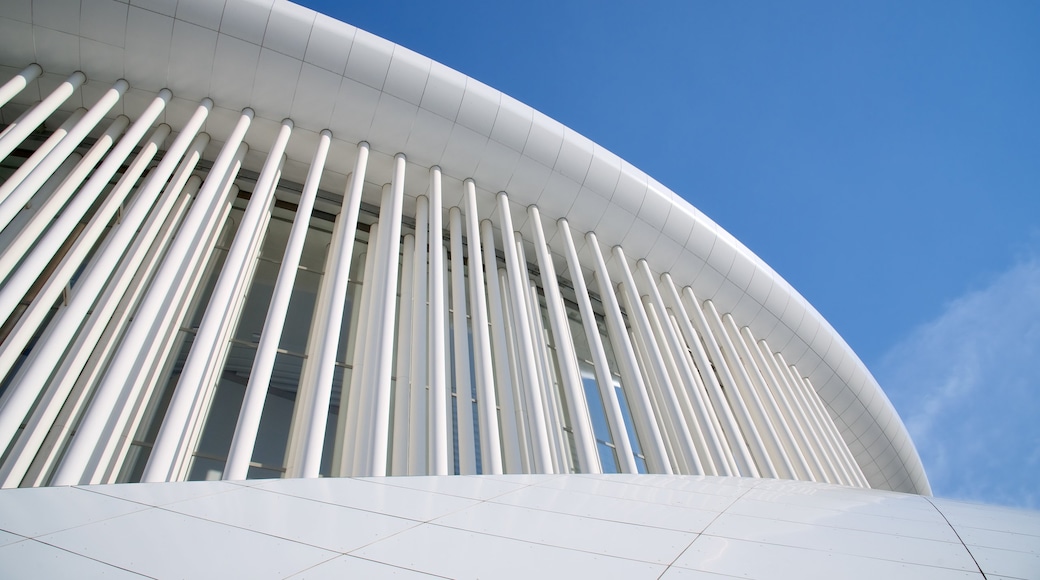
300, 0, 1040, 508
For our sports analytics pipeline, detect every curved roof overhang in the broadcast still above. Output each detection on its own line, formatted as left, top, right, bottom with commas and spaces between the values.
0, 0, 929, 494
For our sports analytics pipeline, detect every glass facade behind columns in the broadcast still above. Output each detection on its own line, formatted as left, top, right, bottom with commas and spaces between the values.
0, 93, 871, 490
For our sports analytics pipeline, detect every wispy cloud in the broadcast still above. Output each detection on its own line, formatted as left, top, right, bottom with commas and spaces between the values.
878, 254, 1040, 509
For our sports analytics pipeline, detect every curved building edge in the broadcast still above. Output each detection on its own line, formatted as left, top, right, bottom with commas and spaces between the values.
0, 0, 927, 493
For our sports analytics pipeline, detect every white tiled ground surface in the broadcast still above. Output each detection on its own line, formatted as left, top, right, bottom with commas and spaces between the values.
0, 475, 1036, 579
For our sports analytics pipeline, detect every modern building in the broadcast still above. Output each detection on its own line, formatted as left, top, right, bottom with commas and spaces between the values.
0, 1, 1036, 578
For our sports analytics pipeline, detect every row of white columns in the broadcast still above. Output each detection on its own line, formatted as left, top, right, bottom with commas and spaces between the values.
0, 71, 867, 488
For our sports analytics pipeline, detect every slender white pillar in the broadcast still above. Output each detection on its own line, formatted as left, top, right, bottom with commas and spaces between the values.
772, 352, 847, 484
0, 70, 86, 162
104, 144, 246, 484
0, 63, 43, 109
292, 142, 369, 479
696, 298, 779, 478
480, 220, 522, 473
55, 108, 253, 486
0, 88, 170, 319
625, 313, 680, 472
106, 178, 240, 484
497, 193, 553, 473
717, 312, 797, 479
613, 247, 700, 474
755, 337, 829, 483
0, 100, 211, 476
797, 371, 869, 487
499, 268, 532, 472
528, 206, 600, 473
0, 78, 127, 236
338, 242, 375, 475
738, 325, 815, 481
667, 309, 738, 473
407, 196, 429, 475
0, 107, 84, 209
523, 270, 566, 473
358, 154, 406, 477
557, 219, 637, 473
643, 295, 715, 475
0, 121, 166, 384
347, 199, 389, 475
222, 129, 341, 482
637, 260, 731, 475
680, 286, 771, 478
660, 274, 755, 476
0, 115, 130, 284
792, 370, 856, 484
463, 182, 503, 474
0, 151, 205, 488
391, 234, 414, 475
585, 232, 670, 474
441, 245, 454, 469
449, 206, 477, 474
428, 168, 449, 474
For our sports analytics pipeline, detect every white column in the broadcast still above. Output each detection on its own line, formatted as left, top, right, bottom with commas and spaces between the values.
107, 179, 240, 483
638, 260, 731, 475
110, 148, 246, 483
8, 180, 198, 488
391, 234, 414, 476
524, 271, 566, 473
642, 295, 716, 475
717, 312, 797, 479
221, 128, 335, 482
449, 206, 477, 474
0, 63, 43, 109
0, 121, 166, 383
660, 274, 755, 476
772, 352, 847, 484
557, 219, 637, 473
336, 241, 375, 476
346, 200, 388, 475
796, 371, 860, 485
696, 298, 779, 478
528, 206, 600, 473
58, 108, 251, 486
0, 144, 206, 488
754, 337, 828, 482
516, 230, 571, 472
680, 286, 770, 478
0, 107, 85, 209
613, 247, 701, 474
359, 154, 406, 477
585, 233, 670, 474
407, 196, 429, 475
796, 370, 868, 487
738, 325, 814, 481
428, 168, 449, 474
497, 193, 553, 473
498, 268, 532, 472
0, 78, 127, 236
0, 114, 129, 285
480, 221, 522, 473
626, 315, 679, 472
463, 181, 502, 474
293, 142, 370, 479
0, 71, 86, 162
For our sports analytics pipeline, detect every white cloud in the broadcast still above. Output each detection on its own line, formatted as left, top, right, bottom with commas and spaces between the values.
878, 256, 1040, 509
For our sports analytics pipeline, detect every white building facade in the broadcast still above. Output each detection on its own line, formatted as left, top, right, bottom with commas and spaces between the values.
5, 3, 1040, 578
0, 0, 930, 495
